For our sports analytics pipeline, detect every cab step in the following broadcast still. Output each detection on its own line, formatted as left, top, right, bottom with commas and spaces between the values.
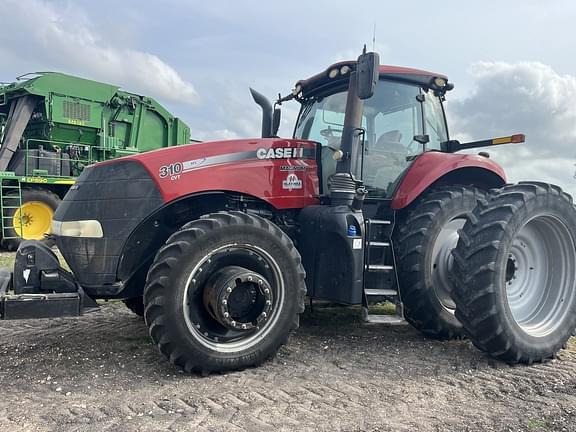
362, 309, 405, 325
364, 288, 398, 296
362, 217, 405, 324
366, 264, 394, 272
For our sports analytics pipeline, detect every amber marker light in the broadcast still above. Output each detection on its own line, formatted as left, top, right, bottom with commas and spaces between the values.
492, 134, 526, 145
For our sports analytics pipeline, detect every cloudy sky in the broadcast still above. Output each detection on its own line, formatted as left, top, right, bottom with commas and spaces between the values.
3, 0, 576, 194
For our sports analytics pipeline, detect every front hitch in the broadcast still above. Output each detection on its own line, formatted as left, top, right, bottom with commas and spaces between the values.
0, 241, 98, 320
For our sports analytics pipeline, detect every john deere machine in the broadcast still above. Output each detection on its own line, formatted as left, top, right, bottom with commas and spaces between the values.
1, 49, 575, 375
0, 72, 190, 250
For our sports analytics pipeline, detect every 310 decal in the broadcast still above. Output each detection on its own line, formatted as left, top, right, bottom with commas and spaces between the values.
159, 162, 183, 179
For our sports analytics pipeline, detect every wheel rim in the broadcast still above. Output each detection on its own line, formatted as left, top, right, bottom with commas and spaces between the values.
13, 201, 54, 240
182, 243, 285, 353
505, 214, 576, 337
430, 218, 466, 312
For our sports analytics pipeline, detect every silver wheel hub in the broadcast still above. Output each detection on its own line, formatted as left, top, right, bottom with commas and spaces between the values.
430, 218, 465, 312
505, 214, 576, 337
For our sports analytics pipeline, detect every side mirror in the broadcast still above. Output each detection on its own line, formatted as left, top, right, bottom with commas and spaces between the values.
272, 108, 281, 136
356, 50, 380, 100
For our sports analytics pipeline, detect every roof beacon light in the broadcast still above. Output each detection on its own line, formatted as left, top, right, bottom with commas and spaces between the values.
340, 65, 351, 75
328, 68, 339, 79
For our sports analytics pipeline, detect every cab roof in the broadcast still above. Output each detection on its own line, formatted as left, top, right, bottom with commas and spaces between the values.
295, 61, 450, 99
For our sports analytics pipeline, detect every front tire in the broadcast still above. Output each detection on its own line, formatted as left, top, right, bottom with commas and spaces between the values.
144, 211, 306, 374
394, 186, 486, 339
452, 182, 576, 363
123, 297, 145, 317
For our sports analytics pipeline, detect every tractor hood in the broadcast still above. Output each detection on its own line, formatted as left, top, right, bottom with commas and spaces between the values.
106, 137, 320, 208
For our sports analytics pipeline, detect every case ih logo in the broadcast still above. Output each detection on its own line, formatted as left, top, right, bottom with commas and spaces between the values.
282, 173, 303, 191
257, 147, 304, 159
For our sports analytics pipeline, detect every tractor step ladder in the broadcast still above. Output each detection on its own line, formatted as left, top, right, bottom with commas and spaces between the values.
0, 178, 22, 240
362, 218, 405, 324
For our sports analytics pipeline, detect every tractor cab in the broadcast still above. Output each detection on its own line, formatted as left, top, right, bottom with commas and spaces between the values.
291, 62, 452, 198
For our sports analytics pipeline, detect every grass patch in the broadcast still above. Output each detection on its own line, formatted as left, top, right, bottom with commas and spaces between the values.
301, 301, 398, 326
527, 419, 546, 430
0, 253, 14, 268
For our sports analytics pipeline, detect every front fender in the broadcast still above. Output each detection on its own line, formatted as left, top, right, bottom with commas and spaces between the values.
391, 152, 506, 209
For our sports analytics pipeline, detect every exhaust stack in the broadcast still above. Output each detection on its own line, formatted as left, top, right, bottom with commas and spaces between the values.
250, 88, 273, 138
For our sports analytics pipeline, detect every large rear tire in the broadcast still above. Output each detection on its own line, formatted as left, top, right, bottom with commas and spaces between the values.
394, 186, 486, 339
144, 211, 306, 374
452, 182, 576, 363
1, 188, 61, 251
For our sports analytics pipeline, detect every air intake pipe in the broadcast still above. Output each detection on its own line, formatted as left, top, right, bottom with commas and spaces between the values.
250, 88, 273, 138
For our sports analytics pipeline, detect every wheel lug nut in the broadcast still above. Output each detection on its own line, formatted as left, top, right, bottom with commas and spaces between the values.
242, 324, 247, 329
261, 312, 267, 318
226, 287, 232, 293
231, 321, 236, 326
224, 312, 229, 318
222, 299, 227, 305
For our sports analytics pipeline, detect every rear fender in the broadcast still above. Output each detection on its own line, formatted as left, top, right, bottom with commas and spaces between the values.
391, 152, 506, 210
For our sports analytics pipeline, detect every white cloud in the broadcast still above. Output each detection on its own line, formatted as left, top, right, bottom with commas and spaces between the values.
0, 0, 199, 106
449, 61, 576, 196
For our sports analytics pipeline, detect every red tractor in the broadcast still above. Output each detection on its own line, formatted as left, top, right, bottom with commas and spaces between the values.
2, 50, 575, 374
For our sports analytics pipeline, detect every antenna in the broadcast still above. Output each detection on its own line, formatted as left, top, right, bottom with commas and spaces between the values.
372, 23, 376, 51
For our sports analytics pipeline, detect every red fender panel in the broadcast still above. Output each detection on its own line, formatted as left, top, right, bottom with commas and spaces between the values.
391, 152, 506, 210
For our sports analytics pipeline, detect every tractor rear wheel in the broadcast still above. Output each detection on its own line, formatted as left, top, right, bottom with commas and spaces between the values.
452, 182, 576, 363
2, 188, 61, 251
143, 211, 306, 374
394, 186, 486, 339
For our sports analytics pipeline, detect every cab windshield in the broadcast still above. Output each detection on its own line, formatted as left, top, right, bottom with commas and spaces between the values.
294, 80, 448, 196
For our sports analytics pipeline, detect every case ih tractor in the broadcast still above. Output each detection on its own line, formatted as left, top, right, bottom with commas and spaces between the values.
1, 50, 575, 374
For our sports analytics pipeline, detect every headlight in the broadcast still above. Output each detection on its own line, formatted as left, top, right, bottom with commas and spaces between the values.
51, 220, 103, 238
433, 77, 447, 88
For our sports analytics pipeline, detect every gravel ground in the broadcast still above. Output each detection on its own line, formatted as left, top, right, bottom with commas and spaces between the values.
0, 301, 575, 432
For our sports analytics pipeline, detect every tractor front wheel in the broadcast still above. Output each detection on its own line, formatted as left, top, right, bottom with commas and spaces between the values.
143, 211, 306, 374
452, 182, 576, 363
123, 297, 145, 317
2, 188, 61, 251
394, 186, 486, 339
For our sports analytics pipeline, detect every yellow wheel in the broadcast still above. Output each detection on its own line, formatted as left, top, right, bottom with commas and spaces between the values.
2, 188, 61, 251
13, 201, 54, 240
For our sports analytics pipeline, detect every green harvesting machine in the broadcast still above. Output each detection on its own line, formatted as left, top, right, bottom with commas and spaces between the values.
0, 72, 191, 249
